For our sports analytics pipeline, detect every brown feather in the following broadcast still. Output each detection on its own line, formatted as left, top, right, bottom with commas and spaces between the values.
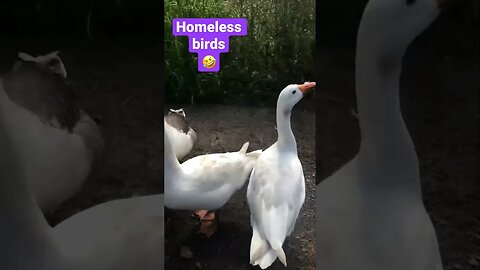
1, 62, 79, 132
165, 111, 190, 134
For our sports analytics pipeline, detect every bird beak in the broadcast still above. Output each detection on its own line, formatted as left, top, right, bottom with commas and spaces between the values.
298, 82, 316, 95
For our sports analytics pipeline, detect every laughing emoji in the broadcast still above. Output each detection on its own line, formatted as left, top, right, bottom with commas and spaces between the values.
202, 55, 216, 69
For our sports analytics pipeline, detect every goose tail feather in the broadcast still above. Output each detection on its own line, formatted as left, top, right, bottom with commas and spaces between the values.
274, 246, 287, 267
256, 249, 277, 269
238, 142, 249, 154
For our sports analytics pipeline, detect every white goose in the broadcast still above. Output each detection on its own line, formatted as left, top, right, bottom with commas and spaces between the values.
164, 108, 197, 160
0, 52, 102, 214
165, 121, 261, 237
0, 81, 163, 270
316, 0, 444, 270
247, 82, 315, 269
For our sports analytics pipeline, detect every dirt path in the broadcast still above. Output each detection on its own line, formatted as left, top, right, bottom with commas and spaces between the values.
164, 105, 316, 269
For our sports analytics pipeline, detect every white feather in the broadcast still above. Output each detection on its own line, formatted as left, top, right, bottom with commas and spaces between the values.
247, 84, 309, 268
165, 121, 196, 160
0, 79, 101, 214
164, 121, 261, 211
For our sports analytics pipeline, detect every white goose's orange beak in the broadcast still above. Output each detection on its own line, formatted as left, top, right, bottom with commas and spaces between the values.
298, 81, 316, 95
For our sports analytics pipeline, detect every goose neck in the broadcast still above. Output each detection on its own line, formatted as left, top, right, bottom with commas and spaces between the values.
355, 27, 420, 190
276, 106, 297, 153
0, 128, 58, 268
163, 133, 183, 181
164, 147, 181, 170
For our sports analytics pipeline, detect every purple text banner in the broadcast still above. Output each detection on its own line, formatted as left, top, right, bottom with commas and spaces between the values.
172, 18, 248, 72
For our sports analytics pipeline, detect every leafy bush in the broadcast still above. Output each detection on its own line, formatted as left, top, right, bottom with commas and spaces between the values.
165, 0, 315, 106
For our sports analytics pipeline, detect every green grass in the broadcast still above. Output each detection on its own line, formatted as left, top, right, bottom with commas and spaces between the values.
165, 0, 315, 106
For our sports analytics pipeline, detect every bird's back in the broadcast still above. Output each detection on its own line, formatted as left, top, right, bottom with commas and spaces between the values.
53, 195, 164, 270
167, 146, 259, 210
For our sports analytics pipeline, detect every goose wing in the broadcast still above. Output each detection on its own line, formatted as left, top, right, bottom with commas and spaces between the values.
181, 149, 254, 192
247, 153, 305, 267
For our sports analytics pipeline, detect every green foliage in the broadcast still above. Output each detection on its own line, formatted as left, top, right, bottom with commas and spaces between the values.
165, 0, 315, 106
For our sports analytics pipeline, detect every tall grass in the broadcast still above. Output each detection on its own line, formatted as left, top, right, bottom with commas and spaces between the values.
165, 0, 315, 106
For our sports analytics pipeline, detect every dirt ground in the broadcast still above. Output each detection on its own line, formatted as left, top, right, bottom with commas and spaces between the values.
164, 104, 316, 269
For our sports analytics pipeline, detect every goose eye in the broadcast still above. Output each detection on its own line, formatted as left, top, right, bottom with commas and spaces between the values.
406, 0, 416, 5
292, 90, 296, 94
